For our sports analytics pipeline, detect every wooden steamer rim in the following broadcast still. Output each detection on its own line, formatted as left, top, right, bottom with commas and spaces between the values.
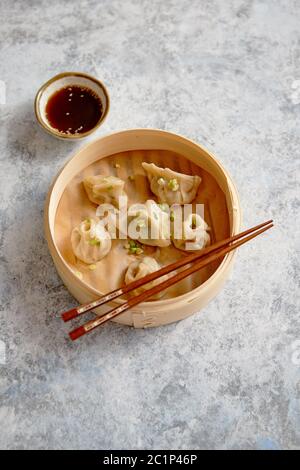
44, 129, 241, 326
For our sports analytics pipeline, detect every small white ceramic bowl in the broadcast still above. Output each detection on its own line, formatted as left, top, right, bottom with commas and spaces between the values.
34, 72, 110, 140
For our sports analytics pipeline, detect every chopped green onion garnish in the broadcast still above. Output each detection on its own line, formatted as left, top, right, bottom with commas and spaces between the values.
89, 238, 101, 246
125, 239, 144, 255
157, 177, 165, 186
168, 178, 179, 191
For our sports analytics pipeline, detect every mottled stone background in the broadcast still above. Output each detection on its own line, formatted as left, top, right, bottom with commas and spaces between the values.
0, 0, 299, 450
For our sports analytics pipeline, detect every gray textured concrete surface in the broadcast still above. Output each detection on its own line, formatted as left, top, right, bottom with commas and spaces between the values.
0, 0, 299, 450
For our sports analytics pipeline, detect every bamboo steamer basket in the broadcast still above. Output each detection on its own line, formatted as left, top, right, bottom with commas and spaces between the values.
44, 129, 241, 328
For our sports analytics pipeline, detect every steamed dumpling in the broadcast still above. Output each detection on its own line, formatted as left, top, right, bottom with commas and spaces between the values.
128, 200, 171, 247
71, 217, 111, 264
83, 174, 126, 207
142, 162, 201, 204
172, 213, 210, 251
125, 257, 165, 299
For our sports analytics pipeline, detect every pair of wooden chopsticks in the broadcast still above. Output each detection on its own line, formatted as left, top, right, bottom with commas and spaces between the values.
62, 219, 273, 340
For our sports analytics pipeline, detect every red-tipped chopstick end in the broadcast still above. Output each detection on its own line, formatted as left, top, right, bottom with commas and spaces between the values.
69, 326, 86, 341
62, 308, 78, 322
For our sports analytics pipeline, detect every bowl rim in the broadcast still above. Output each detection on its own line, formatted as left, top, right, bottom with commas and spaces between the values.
44, 128, 241, 308
34, 71, 110, 140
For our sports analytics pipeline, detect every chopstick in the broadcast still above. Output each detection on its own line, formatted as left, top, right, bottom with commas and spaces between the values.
62, 219, 273, 322
67, 220, 273, 341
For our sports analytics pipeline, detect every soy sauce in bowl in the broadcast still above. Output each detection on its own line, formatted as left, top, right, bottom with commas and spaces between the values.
45, 85, 103, 135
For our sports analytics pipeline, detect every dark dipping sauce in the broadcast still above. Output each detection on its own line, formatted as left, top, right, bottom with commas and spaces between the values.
45, 85, 103, 135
